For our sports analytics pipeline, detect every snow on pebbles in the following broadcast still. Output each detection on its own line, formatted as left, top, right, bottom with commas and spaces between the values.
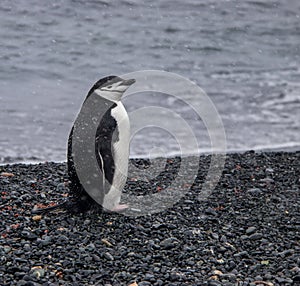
0, 151, 299, 285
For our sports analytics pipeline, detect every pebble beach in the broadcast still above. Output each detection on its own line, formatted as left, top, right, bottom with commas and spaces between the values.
0, 151, 299, 286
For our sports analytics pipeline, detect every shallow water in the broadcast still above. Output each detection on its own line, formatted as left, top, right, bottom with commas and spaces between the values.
0, 0, 299, 163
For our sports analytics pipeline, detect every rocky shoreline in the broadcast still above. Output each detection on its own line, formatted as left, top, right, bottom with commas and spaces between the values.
0, 151, 299, 285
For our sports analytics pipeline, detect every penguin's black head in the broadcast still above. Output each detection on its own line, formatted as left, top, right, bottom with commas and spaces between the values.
88, 75, 135, 101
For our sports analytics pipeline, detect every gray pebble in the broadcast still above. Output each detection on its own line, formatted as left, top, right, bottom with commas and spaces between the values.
245, 226, 256, 234
249, 233, 263, 240
160, 237, 179, 249
103, 252, 114, 261
205, 207, 217, 216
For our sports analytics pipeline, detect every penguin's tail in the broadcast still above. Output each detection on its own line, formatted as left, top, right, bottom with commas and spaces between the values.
31, 198, 102, 214
31, 201, 71, 214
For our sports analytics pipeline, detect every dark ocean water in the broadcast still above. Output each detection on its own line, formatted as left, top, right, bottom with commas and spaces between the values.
0, 0, 299, 163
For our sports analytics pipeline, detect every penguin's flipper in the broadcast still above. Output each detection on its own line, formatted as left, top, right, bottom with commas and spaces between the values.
95, 108, 117, 193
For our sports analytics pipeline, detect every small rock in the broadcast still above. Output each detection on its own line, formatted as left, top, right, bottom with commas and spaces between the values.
4, 246, 11, 253
30, 266, 45, 279
249, 233, 263, 240
246, 226, 256, 234
103, 252, 114, 261
160, 237, 179, 249
21, 230, 38, 240
152, 223, 163, 229
32, 215, 42, 221
101, 238, 113, 247
22, 275, 32, 281
234, 251, 249, 258
170, 272, 181, 281
221, 273, 236, 281
56, 183, 66, 191
253, 281, 273, 286
260, 178, 274, 183
247, 188, 263, 195
144, 273, 155, 281
40, 235, 52, 246
208, 280, 222, 286
0, 172, 14, 177
218, 246, 226, 253
86, 243, 96, 251
264, 273, 273, 280
92, 254, 101, 262
205, 207, 217, 216
138, 281, 151, 286
212, 270, 223, 276
211, 232, 219, 240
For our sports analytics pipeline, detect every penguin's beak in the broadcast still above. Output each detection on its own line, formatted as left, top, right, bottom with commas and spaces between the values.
108, 78, 136, 95
120, 78, 136, 87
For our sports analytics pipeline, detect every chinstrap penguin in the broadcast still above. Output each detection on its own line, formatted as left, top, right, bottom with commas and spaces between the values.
32, 76, 135, 214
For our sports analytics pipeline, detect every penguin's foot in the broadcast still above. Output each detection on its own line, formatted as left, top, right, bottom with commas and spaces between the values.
105, 204, 129, 213
112, 204, 129, 212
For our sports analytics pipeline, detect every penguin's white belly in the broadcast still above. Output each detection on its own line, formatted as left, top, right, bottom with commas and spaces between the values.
102, 102, 130, 210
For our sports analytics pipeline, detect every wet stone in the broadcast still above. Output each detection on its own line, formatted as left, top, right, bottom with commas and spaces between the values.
245, 226, 256, 234
208, 281, 222, 286
138, 282, 152, 286
204, 207, 217, 216
103, 252, 114, 261
249, 233, 263, 240
86, 243, 96, 251
160, 237, 179, 249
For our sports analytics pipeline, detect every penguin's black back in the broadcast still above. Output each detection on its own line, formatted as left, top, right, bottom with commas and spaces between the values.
67, 126, 102, 213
